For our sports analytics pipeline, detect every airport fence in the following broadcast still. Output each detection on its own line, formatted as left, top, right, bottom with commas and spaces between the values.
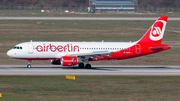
0, 6, 87, 12
0, 6, 180, 13
138, 7, 180, 13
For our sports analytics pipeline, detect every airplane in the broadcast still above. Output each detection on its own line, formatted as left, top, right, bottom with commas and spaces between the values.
7, 16, 170, 69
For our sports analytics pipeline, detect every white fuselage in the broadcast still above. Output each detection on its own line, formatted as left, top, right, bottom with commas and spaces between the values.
7, 41, 137, 59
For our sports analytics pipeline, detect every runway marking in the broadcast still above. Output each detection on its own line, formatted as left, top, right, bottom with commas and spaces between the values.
0, 65, 180, 76
0, 17, 180, 21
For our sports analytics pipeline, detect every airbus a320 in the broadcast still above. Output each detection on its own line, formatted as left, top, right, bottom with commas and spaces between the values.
7, 16, 170, 69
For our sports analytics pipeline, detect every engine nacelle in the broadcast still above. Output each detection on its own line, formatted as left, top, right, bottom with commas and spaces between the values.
61, 56, 78, 66
51, 60, 61, 65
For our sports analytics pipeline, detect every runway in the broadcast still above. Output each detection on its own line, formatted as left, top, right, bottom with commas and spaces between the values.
0, 65, 180, 76
0, 17, 180, 20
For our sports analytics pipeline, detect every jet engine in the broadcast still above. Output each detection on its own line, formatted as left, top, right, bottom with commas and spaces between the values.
61, 56, 78, 66
51, 59, 61, 65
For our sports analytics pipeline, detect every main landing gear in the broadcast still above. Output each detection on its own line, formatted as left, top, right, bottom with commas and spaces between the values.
78, 63, 92, 69
78, 63, 84, 68
27, 60, 32, 68
85, 64, 91, 69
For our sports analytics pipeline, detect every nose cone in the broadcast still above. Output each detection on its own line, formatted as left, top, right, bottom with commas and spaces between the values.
7, 50, 14, 58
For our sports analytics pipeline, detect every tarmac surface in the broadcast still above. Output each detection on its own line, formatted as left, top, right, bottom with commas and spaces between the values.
0, 17, 180, 20
0, 65, 180, 76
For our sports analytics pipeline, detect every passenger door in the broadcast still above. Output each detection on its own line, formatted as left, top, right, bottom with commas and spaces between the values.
28, 43, 33, 54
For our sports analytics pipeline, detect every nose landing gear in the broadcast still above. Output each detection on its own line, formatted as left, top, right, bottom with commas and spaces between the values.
27, 60, 32, 68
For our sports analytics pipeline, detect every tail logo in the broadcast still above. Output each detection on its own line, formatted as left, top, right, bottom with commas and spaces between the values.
152, 27, 161, 36
150, 20, 166, 41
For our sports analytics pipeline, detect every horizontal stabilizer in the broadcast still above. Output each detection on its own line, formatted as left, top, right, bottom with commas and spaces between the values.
150, 46, 171, 50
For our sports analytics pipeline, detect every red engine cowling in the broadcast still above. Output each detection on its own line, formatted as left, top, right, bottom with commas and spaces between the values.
51, 60, 61, 65
61, 56, 78, 66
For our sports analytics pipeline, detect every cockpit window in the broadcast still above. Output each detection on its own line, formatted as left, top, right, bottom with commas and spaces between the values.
13, 46, 23, 50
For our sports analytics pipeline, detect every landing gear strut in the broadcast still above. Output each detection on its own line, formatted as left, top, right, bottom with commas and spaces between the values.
27, 60, 32, 68
84, 59, 91, 69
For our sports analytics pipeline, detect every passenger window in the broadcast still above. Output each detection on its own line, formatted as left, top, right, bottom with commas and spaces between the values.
14, 47, 17, 49
17, 47, 19, 49
20, 47, 22, 49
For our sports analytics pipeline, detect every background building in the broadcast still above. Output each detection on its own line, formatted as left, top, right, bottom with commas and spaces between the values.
91, 1, 135, 13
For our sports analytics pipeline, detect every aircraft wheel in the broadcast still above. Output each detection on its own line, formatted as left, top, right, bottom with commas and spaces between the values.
85, 64, 91, 69
78, 63, 84, 68
27, 64, 31, 68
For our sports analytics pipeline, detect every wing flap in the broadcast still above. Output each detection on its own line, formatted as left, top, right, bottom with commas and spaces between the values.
66, 51, 112, 57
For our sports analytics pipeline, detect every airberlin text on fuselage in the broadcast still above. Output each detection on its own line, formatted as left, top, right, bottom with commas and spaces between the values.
36, 44, 79, 52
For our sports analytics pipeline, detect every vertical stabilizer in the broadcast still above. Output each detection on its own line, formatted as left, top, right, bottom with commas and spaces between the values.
138, 16, 168, 44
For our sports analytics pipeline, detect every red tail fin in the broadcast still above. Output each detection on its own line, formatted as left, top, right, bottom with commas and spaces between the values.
138, 16, 168, 44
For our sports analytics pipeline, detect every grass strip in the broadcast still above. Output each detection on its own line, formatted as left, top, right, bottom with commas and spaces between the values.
0, 76, 180, 101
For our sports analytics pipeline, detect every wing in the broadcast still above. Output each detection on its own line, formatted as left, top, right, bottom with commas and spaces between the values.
65, 50, 112, 60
